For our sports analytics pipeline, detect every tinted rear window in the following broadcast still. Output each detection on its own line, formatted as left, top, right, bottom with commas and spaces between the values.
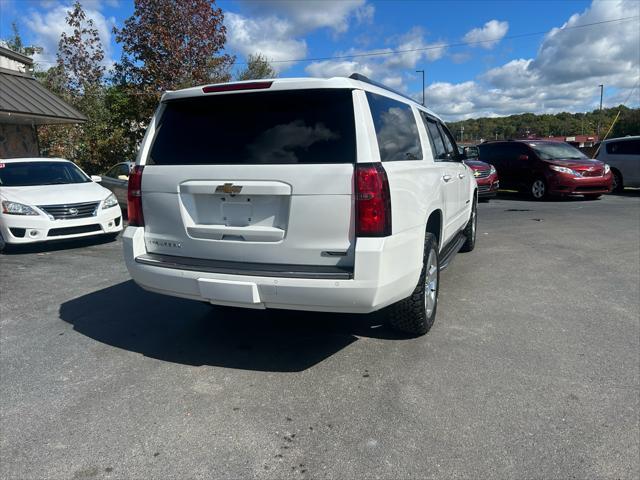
366, 92, 422, 162
148, 89, 356, 165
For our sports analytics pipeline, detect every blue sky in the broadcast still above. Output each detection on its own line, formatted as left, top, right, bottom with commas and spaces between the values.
1, 0, 638, 120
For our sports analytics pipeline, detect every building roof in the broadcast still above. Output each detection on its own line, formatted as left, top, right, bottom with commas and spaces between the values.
0, 45, 34, 67
0, 70, 87, 125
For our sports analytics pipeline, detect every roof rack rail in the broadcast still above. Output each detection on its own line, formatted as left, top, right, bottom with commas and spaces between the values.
349, 73, 419, 105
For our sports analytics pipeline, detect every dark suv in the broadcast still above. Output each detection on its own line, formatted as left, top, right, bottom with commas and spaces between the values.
477, 140, 612, 200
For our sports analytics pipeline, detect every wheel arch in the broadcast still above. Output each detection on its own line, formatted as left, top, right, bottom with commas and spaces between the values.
611, 166, 623, 183
425, 209, 443, 247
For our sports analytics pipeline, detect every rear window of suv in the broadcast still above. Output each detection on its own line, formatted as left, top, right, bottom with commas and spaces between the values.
148, 89, 356, 165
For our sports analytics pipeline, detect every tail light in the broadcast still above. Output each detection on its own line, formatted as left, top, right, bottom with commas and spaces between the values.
127, 165, 144, 227
355, 163, 392, 237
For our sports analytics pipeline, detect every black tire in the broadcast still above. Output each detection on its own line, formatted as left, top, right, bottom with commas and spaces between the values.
611, 169, 623, 193
460, 199, 477, 252
583, 194, 602, 200
386, 233, 439, 336
0, 233, 5, 253
104, 232, 120, 241
529, 177, 548, 200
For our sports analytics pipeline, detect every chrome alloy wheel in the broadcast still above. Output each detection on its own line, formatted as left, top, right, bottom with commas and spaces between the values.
531, 179, 546, 199
424, 249, 438, 317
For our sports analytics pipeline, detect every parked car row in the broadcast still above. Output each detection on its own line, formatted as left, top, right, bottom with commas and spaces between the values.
471, 140, 613, 200
1, 75, 637, 338
462, 136, 639, 200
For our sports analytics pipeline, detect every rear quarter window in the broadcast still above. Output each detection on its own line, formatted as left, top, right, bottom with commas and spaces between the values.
606, 140, 640, 155
366, 92, 423, 162
148, 89, 356, 165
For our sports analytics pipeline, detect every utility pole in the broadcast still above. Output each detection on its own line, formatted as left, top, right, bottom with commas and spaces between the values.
416, 70, 425, 106
460, 125, 464, 143
597, 84, 604, 138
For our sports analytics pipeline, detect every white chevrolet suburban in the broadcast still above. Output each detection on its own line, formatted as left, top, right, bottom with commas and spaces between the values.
123, 74, 477, 335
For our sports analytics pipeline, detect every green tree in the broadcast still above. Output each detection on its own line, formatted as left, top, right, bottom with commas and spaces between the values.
2, 21, 42, 57
236, 53, 277, 81
113, 0, 234, 121
449, 106, 639, 143
37, 2, 128, 173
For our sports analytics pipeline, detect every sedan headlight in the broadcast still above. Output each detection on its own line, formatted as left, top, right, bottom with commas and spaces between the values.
489, 164, 496, 175
604, 164, 610, 174
102, 193, 119, 209
1, 200, 39, 216
549, 165, 580, 176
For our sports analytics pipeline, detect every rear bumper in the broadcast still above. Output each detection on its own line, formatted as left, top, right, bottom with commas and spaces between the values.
123, 226, 423, 313
0, 208, 122, 245
547, 171, 613, 195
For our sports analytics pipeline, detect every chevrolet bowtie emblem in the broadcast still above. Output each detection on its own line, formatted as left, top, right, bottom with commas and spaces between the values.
216, 183, 243, 196
474, 171, 480, 177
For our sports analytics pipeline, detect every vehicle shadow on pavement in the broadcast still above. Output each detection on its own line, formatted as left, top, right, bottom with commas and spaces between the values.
59, 280, 406, 372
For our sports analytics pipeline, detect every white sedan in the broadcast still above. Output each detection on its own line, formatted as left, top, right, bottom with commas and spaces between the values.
0, 158, 122, 250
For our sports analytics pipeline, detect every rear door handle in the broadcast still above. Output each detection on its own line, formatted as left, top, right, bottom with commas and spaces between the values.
442, 174, 452, 182
458, 173, 465, 179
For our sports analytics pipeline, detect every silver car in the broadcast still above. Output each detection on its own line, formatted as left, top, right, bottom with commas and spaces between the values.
101, 162, 133, 208
596, 136, 640, 192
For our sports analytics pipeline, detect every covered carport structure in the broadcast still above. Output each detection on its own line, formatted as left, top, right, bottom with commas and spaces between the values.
0, 45, 86, 158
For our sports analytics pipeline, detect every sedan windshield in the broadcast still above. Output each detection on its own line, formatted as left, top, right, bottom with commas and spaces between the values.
529, 142, 587, 160
0, 161, 90, 187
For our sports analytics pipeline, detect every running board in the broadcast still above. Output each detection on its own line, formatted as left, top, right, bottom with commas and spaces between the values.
439, 232, 466, 271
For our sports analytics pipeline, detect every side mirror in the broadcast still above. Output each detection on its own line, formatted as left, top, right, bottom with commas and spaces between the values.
91, 175, 102, 183
518, 154, 529, 161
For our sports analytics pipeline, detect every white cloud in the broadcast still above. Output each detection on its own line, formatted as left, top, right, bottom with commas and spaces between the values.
424, 0, 640, 120
24, 2, 116, 70
227, 1, 371, 73
383, 27, 446, 69
305, 28, 446, 93
225, 13, 307, 72
462, 20, 509, 49
531, 0, 639, 86
355, 4, 375, 25
236, 0, 367, 35
306, 59, 375, 79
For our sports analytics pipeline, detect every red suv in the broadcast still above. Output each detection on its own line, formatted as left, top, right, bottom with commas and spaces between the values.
477, 140, 612, 200
464, 158, 499, 201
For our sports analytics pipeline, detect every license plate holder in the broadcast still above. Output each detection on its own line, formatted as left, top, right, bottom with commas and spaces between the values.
197, 278, 261, 304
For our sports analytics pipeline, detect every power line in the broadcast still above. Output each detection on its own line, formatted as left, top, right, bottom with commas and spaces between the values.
246, 15, 639, 65
30, 15, 639, 67
620, 82, 639, 105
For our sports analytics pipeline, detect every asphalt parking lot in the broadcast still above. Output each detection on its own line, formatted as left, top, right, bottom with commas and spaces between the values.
1, 192, 639, 479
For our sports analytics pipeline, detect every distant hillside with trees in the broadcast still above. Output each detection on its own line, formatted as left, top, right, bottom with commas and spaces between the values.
448, 105, 639, 143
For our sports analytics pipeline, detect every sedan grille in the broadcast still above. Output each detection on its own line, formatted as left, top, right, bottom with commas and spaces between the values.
38, 201, 100, 219
474, 168, 492, 179
48, 224, 102, 237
